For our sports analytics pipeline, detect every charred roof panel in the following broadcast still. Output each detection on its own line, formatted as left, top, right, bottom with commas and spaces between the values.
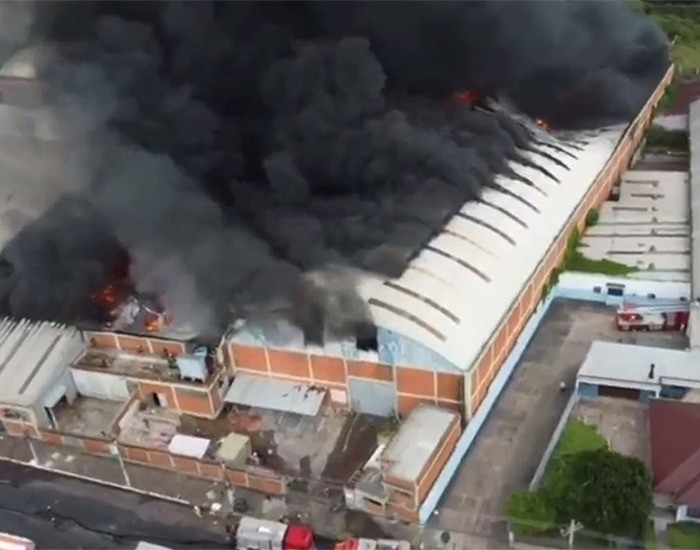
367, 126, 626, 370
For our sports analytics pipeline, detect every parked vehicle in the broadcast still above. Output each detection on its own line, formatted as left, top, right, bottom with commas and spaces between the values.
0, 533, 35, 550
616, 302, 689, 332
234, 517, 315, 550
334, 538, 411, 550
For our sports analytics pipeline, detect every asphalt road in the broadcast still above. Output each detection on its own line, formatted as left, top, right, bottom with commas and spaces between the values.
0, 461, 231, 549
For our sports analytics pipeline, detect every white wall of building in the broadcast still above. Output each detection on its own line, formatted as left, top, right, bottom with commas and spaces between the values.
70, 369, 130, 401
558, 272, 691, 301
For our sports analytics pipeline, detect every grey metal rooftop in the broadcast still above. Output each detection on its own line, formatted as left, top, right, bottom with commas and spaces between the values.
581, 169, 691, 282
381, 404, 458, 483
0, 317, 84, 406
578, 340, 700, 389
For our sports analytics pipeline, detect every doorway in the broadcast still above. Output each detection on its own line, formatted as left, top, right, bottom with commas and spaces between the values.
147, 392, 169, 408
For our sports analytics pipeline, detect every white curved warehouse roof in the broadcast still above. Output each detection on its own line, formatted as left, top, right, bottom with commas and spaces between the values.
365, 125, 626, 370
0, 317, 84, 407
0, 44, 53, 79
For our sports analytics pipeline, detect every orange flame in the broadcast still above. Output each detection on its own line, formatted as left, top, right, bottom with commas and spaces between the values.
535, 118, 551, 131
90, 282, 125, 311
144, 314, 162, 332
143, 309, 172, 332
454, 90, 485, 105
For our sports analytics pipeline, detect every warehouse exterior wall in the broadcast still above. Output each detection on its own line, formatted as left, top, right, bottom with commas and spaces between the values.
229, 340, 464, 417
464, 63, 675, 420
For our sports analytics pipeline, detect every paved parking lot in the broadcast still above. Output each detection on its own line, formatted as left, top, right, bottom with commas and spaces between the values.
429, 299, 686, 549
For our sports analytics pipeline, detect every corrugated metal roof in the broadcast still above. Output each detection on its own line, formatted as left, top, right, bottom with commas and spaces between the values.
381, 404, 457, 483
689, 99, 700, 348
577, 340, 700, 388
224, 372, 326, 416
0, 317, 84, 406
368, 126, 626, 370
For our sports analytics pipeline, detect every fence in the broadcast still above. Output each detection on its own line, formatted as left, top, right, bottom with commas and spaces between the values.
528, 392, 579, 491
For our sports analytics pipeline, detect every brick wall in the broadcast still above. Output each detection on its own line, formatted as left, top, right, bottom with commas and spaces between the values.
467, 64, 676, 418
380, 412, 461, 520
230, 343, 464, 417
119, 443, 286, 495
84, 331, 186, 356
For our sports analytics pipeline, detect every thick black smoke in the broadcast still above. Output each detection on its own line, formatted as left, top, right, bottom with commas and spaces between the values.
0, 1, 669, 341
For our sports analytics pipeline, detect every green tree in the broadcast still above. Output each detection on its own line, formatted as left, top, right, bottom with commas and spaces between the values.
506, 490, 556, 536
547, 448, 653, 540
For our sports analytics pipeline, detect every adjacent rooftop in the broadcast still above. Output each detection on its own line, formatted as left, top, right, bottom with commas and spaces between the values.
0, 318, 84, 407
577, 341, 700, 390
117, 398, 386, 483
649, 399, 700, 508
583, 169, 690, 282
53, 396, 127, 439
73, 347, 215, 384
381, 404, 458, 483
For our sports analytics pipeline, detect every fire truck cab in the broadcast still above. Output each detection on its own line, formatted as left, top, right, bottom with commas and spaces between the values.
616, 302, 689, 332
235, 517, 315, 550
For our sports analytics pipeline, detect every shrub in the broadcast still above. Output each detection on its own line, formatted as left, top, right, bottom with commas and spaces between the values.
506, 490, 556, 536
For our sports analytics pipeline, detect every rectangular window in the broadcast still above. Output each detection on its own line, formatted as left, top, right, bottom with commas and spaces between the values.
607, 284, 625, 297
593, 286, 602, 294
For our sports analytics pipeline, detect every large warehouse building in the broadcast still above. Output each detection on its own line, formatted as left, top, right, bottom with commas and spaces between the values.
223, 67, 675, 422
0, 41, 676, 523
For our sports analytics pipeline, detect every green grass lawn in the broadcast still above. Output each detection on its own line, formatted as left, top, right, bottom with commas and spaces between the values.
541, 420, 608, 485
667, 522, 700, 549
552, 419, 608, 458
567, 251, 639, 277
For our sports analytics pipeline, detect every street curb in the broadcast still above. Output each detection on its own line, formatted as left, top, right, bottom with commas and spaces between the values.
0, 456, 191, 506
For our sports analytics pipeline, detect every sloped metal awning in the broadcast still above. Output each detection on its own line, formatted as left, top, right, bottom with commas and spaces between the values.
224, 372, 326, 416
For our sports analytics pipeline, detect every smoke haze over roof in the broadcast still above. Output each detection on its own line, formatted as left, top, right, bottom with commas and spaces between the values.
0, 1, 669, 342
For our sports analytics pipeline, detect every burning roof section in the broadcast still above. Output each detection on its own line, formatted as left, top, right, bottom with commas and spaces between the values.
362, 125, 622, 370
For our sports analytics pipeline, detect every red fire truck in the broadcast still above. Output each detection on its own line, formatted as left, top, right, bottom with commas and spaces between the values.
234, 517, 315, 550
616, 301, 689, 332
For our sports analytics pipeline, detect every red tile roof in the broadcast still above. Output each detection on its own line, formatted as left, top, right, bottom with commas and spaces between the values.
649, 400, 700, 507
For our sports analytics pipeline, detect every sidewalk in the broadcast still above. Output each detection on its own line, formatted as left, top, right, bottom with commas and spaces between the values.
0, 434, 254, 512
0, 434, 371, 540
0, 435, 434, 545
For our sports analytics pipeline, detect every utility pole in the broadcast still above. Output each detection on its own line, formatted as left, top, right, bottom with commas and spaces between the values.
110, 439, 131, 487
561, 519, 583, 548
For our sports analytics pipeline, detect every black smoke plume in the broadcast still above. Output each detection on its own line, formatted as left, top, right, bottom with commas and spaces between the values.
0, 1, 669, 342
